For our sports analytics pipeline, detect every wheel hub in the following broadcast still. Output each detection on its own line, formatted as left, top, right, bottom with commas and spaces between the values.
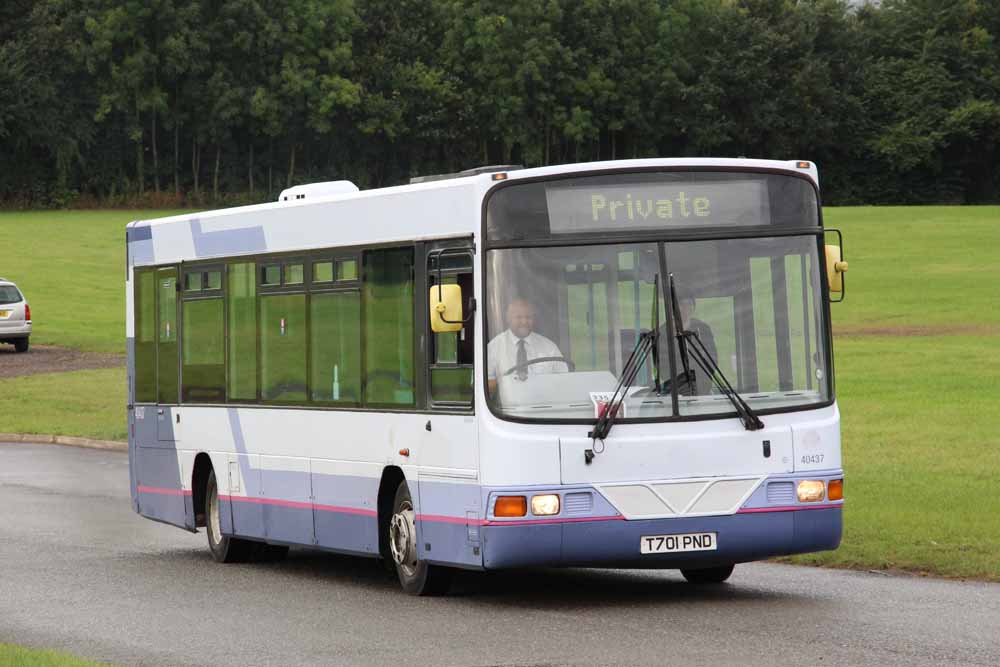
389, 501, 417, 574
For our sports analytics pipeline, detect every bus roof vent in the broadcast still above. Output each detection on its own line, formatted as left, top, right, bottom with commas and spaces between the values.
410, 165, 523, 185
278, 180, 359, 202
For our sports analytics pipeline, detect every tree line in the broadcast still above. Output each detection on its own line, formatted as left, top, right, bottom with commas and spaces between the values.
1, 0, 998, 208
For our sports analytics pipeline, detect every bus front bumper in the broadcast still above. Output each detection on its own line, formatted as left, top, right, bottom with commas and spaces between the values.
481, 506, 841, 570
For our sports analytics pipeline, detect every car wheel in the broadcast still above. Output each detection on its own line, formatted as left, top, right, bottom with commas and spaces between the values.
681, 564, 735, 584
13, 337, 28, 353
389, 480, 452, 596
205, 469, 288, 563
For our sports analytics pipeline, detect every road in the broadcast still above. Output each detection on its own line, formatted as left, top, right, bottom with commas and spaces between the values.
1, 443, 998, 667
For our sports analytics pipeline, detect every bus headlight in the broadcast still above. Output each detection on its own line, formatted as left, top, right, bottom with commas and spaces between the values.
797, 480, 826, 502
530, 494, 560, 516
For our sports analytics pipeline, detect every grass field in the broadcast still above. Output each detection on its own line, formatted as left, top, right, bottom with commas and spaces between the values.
0, 205, 998, 579
0, 210, 187, 354
0, 643, 106, 666
0, 368, 126, 441
788, 206, 1000, 579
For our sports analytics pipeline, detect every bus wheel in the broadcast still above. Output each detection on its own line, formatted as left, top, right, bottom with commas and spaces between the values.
681, 564, 735, 584
389, 480, 452, 596
205, 469, 257, 563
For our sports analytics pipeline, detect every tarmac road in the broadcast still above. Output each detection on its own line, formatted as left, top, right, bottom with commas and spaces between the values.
1, 442, 998, 667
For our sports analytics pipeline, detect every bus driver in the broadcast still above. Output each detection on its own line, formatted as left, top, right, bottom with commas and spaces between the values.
487, 298, 566, 395
664, 291, 718, 395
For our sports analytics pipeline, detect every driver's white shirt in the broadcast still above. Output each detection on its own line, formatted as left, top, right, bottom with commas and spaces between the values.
486, 329, 564, 381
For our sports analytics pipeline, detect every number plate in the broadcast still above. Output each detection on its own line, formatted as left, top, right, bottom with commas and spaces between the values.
640, 532, 717, 554
0, 310, 9, 318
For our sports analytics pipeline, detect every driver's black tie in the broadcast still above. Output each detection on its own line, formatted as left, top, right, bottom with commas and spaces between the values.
516, 338, 528, 380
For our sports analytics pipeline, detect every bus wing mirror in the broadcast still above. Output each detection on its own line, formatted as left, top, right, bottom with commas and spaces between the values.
825, 242, 848, 300
430, 284, 464, 333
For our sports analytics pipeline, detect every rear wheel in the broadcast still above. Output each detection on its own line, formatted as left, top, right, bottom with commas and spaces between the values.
205, 469, 288, 563
389, 480, 452, 596
13, 337, 28, 353
681, 564, 735, 584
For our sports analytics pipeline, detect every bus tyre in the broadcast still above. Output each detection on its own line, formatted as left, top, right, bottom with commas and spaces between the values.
389, 480, 452, 596
205, 469, 259, 563
681, 564, 735, 584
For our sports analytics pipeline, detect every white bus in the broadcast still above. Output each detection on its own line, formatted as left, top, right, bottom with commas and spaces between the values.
126, 158, 848, 595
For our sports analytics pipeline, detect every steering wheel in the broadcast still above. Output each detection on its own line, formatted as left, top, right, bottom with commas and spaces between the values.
502, 356, 575, 377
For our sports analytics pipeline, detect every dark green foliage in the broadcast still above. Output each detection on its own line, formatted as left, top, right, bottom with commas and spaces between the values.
0, 0, 997, 206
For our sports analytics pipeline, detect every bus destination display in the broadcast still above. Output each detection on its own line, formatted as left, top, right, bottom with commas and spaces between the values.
545, 179, 771, 233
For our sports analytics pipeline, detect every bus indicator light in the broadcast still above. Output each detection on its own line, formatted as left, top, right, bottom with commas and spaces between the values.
530, 494, 560, 516
796, 161, 811, 169
495, 496, 527, 517
828, 479, 843, 501
797, 480, 825, 502
492, 172, 508, 181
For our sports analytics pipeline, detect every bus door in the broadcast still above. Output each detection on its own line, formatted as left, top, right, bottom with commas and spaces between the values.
417, 241, 480, 566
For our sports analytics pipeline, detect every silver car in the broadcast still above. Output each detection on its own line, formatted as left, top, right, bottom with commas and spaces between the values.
0, 278, 31, 352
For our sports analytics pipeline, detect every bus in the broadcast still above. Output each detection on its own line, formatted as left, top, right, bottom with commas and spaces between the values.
126, 158, 848, 595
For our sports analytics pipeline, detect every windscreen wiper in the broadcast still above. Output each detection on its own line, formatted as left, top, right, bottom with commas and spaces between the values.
586, 277, 661, 461
650, 273, 662, 394
668, 274, 764, 431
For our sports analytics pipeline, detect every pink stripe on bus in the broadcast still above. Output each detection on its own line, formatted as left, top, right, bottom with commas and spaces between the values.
137, 485, 192, 497
416, 513, 625, 526
213, 497, 621, 527
738, 503, 843, 514
313, 503, 378, 517
417, 513, 481, 525
483, 515, 624, 527
219, 494, 377, 517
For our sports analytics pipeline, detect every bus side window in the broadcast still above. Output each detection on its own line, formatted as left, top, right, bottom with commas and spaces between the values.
134, 269, 157, 403
428, 252, 474, 407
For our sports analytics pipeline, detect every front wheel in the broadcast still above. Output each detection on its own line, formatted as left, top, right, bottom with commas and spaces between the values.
389, 480, 452, 596
681, 564, 735, 584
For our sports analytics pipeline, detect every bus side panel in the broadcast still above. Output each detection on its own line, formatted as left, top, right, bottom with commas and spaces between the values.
222, 409, 417, 553
134, 445, 191, 530
311, 462, 380, 556
130, 405, 160, 515
227, 453, 265, 540
260, 456, 314, 546
416, 479, 483, 569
